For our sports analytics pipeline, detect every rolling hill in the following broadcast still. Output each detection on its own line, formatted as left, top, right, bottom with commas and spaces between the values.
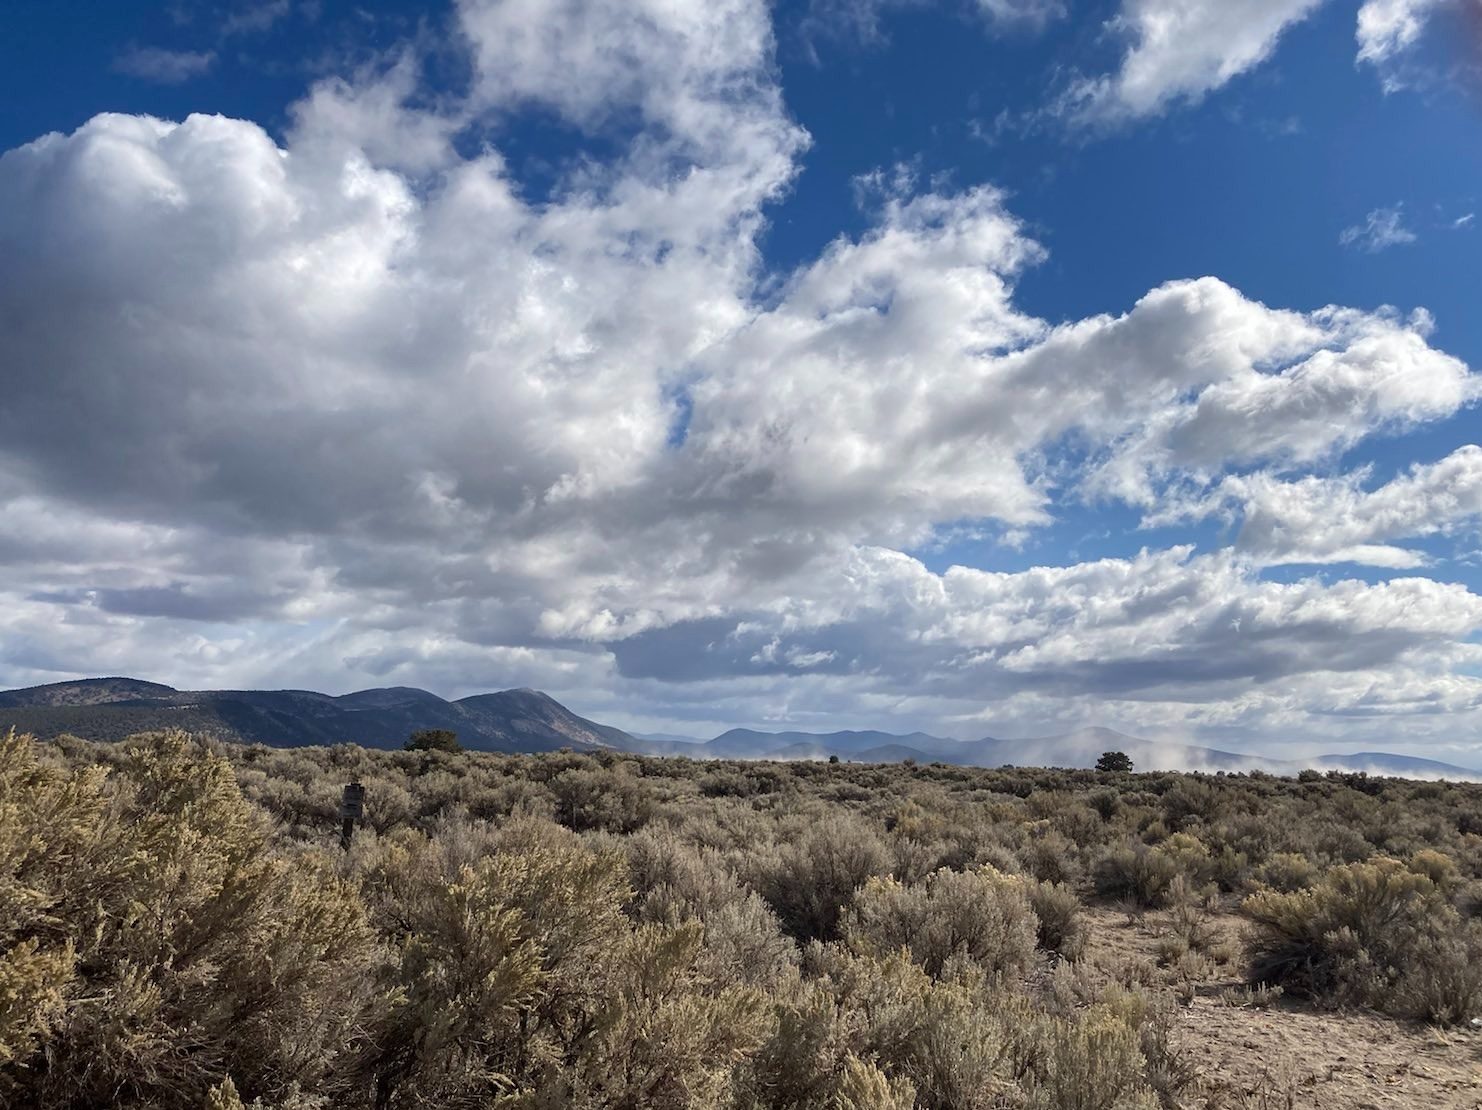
3, 677, 1476, 778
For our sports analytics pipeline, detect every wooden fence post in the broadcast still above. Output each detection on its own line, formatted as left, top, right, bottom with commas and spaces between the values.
340, 781, 366, 850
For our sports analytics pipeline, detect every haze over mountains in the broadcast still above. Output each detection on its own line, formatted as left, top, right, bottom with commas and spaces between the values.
628, 726, 1479, 779
1, 677, 1476, 779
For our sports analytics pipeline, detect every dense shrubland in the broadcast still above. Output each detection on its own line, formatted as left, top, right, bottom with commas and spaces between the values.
4, 729, 1482, 1108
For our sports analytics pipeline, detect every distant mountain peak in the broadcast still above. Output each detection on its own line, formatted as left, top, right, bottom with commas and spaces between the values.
502, 687, 555, 700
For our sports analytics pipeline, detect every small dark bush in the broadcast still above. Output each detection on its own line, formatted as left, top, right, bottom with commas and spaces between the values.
754, 815, 892, 943
1094, 843, 1180, 908
1027, 879, 1086, 958
549, 766, 654, 833
844, 867, 1038, 978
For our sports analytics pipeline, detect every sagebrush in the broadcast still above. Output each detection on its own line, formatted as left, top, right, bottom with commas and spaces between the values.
5, 728, 1482, 1108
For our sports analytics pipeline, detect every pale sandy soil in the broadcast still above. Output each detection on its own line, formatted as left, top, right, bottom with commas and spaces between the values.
1180, 994, 1481, 1108
1079, 907, 1482, 1109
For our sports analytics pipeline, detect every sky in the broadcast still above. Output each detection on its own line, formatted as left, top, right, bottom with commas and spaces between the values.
1, 0, 1481, 757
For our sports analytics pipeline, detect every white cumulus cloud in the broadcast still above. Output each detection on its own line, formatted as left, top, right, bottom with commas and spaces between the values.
1158, 446, 1482, 568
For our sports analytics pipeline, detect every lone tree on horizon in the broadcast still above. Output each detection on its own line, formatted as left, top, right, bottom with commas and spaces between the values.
1095, 750, 1134, 773
405, 728, 462, 753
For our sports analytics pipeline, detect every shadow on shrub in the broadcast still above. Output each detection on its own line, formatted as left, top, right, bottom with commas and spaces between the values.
1244, 856, 1482, 1024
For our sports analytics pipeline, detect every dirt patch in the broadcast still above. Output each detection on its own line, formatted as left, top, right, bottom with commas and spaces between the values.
1181, 995, 1482, 1108
1079, 905, 1482, 1108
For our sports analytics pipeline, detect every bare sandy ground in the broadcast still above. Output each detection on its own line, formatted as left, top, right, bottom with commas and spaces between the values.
1080, 907, 1482, 1108
1181, 994, 1482, 1108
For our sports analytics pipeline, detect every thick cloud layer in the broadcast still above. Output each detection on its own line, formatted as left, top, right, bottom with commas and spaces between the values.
1, 0, 1479, 750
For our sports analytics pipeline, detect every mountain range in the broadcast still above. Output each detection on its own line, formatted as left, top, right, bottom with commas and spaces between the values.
1, 677, 1476, 779
625, 725, 1480, 778
0, 677, 629, 753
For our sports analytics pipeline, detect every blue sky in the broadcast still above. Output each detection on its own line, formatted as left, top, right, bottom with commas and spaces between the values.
1, 0, 1480, 757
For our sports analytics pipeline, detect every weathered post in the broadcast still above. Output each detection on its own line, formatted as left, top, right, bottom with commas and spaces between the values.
340, 781, 366, 850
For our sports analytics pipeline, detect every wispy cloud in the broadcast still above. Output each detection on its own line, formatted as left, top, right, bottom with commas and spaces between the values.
1356, 0, 1456, 91
112, 46, 216, 84
1339, 205, 1418, 252
1053, 0, 1322, 127
796, 0, 1059, 59
1357, 0, 1448, 65
224, 0, 293, 36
